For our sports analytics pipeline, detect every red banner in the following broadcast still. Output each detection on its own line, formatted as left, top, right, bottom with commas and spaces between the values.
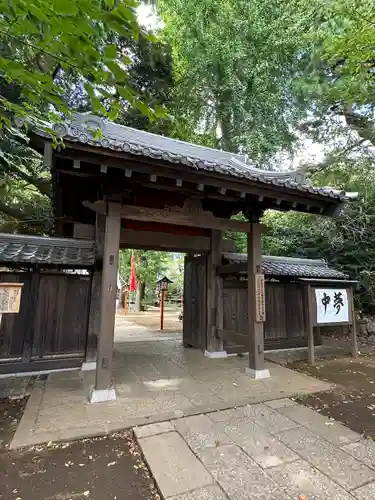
129, 253, 137, 291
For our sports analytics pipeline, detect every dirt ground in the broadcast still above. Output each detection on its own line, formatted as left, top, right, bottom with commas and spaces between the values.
125, 305, 182, 334
0, 398, 159, 500
290, 353, 375, 438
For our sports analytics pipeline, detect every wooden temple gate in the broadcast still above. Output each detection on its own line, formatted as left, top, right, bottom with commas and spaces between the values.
29, 113, 352, 401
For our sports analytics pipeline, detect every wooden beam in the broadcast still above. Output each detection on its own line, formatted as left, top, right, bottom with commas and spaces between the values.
95, 209, 121, 391
246, 222, 268, 377
83, 201, 253, 233
57, 144, 332, 209
120, 229, 235, 253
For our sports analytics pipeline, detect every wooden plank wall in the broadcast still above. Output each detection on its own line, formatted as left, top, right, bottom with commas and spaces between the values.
183, 255, 207, 349
0, 271, 91, 368
221, 281, 308, 352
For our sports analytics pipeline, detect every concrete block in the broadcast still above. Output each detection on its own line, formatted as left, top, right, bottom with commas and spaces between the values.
220, 417, 298, 468
278, 426, 375, 490
270, 459, 354, 500
199, 444, 290, 500
352, 481, 375, 500
138, 431, 213, 498
134, 421, 174, 439
342, 439, 375, 469
174, 414, 232, 454
279, 404, 361, 446
168, 485, 228, 500
244, 367, 271, 379
88, 386, 116, 403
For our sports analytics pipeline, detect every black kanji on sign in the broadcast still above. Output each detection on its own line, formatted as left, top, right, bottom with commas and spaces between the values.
321, 292, 331, 313
333, 292, 344, 315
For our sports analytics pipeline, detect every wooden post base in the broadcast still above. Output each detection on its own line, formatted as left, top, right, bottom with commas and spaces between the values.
89, 386, 117, 403
245, 367, 271, 379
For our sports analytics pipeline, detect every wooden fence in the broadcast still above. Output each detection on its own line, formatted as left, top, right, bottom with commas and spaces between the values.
183, 255, 309, 351
222, 280, 308, 353
0, 270, 92, 373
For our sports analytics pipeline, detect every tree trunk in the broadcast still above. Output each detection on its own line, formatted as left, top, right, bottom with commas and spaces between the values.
134, 281, 146, 312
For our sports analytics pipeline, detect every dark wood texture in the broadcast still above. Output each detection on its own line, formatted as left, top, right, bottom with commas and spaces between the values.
183, 255, 207, 349
247, 223, 265, 371
221, 281, 308, 353
206, 230, 222, 352
85, 201, 253, 233
95, 210, 121, 391
0, 271, 91, 372
86, 213, 105, 363
184, 255, 310, 353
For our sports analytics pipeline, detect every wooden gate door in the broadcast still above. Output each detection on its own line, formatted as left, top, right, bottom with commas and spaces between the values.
183, 255, 207, 349
0, 271, 91, 374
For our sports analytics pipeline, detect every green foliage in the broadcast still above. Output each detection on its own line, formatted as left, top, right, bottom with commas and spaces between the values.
118, 250, 183, 308
261, 163, 375, 315
0, 9, 174, 234
158, 0, 303, 160
0, 0, 166, 133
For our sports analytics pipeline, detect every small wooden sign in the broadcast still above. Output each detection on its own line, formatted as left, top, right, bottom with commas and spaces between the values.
255, 273, 266, 322
0, 283, 23, 314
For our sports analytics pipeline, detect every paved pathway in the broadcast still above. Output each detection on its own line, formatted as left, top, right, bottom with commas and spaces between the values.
135, 398, 375, 500
114, 316, 182, 342
11, 339, 329, 449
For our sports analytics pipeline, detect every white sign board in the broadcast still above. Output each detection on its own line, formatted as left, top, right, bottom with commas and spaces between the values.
315, 288, 349, 324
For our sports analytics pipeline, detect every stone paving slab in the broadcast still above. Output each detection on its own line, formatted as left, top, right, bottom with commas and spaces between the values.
352, 481, 375, 500
11, 335, 332, 449
342, 439, 375, 470
277, 426, 375, 490
269, 459, 354, 500
137, 431, 214, 498
168, 485, 228, 500
279, 403, 361, 446
215, 417, 298, 468
174, 414, 232, 454
199, 444, 291, 500
134, 421, 175, 438
264, 397, 297, 409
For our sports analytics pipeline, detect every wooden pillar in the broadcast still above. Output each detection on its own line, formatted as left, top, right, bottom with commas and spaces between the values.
306, 284, 315, 365
349, 288, 358, 358
246, 222, 270, 378
85, 215, 105, 366
90, 207, 121, 401
205, 230, 226, 357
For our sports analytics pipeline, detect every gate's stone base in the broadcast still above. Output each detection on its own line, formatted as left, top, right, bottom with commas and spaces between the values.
204, 350, 228, 359
89, 386, 116, 403
245, 367, 271, 379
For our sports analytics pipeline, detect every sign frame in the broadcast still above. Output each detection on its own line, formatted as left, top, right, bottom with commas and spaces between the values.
0, 282, 24, 315
311, 286, 353, 327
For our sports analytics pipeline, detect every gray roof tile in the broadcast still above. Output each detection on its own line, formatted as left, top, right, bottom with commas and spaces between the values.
223, 253, 347, 279
32, 113, 355, 202
0, 234, 95, 267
